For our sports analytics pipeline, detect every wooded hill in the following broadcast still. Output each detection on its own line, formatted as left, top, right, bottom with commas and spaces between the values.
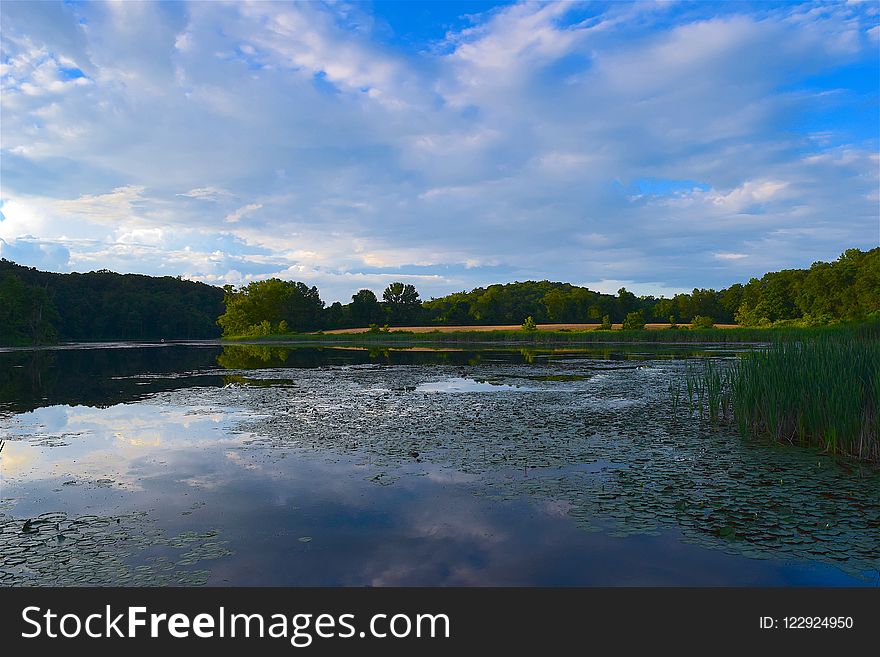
0, 259, 224, 345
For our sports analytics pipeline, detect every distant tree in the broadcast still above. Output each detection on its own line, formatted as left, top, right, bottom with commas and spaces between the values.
521, 316, 537, 331
382, 282, 419, 305
382, 282, 421, 325
653, 297, 677, 323
616, 288, 639, 321
0, 259, 224, 342
444, 299, 472, 324
217, 279, 323, 336
690, 315, 714, 329
350, 289, 383, 327
323, 301, 348, 328
4, 246, 877, 343
735, 303, 768, 327
599, 314, 613, 330
422, 281, 611, 325
719, 284, 744, 323
541, 289, 568, 322
0, 272, 58, 345
621, 310, 646, 330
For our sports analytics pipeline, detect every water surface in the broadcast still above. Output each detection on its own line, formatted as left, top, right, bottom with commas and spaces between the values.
1, 342, 877, 586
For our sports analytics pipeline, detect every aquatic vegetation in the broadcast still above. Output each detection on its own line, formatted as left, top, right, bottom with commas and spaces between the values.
0, 511, 232, 586
3, 343, 878, 585
678, 324, 880, 461
732, 333, 879, 461
192, 355, 879, 579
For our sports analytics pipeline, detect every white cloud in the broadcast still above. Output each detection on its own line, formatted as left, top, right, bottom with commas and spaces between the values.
115, 227, 164, 245
177, 186, 232, 201
706, 180, 790, 211
224, 203, 262, 224
581, 279, 691, 298
1, 0, 877, 301
53, 185, 146, 222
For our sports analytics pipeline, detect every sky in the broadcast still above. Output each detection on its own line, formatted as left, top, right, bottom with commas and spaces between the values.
1, 1, 878, 303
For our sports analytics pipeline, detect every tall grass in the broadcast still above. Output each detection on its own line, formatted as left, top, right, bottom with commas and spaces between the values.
685, 358, 734, 424
681, 324, 880, 462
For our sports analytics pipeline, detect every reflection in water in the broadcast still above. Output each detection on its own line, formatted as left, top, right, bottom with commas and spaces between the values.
0, 344, 223, 415
0, 511, 230, 586
0, 342, 722, 416
416, 377, 535, 393
1, 342, 877, 586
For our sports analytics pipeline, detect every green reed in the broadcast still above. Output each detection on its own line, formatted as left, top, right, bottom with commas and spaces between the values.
683, 358, 735, 424
679, 323, 880, 461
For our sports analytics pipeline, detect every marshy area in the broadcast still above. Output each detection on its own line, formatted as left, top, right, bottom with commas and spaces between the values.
677, 323, 878, 462
0, 332, 877, 586
236, 322, 880, 463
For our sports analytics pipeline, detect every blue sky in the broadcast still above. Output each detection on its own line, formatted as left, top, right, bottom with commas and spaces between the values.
1, 1, 878, 303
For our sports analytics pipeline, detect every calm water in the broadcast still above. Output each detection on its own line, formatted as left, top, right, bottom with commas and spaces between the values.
1, 342, 878, 586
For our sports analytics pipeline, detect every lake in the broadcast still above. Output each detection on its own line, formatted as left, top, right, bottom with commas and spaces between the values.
1, 342, 877, 586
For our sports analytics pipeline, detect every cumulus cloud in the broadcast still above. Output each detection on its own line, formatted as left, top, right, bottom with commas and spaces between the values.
0, 1, 877, 301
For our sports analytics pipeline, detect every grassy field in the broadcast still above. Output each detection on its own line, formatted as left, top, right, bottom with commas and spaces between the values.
225, 323, 854, 345
320, 323, 739, 334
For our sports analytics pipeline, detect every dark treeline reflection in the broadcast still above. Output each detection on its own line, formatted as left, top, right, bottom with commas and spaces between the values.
213, 343, 704, 370
216, 344, 500, 369
1, 343, 709, 415
0, 345, 224, 414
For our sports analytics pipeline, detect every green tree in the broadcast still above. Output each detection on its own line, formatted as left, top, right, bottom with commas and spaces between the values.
521, 315, 537, 331
0, 259, 224, 341
653, 297, 677, 322
622, 310, 646, 330
216, 279, 324, 336
323, 301, 348, 328
350, 289, 382, 327
382, 282, 419, 305
719, 284, 744, 323
382, 282, 421, 325
616, 288, 639, 321
542, 289, 569, 322
0, 272, 59, 345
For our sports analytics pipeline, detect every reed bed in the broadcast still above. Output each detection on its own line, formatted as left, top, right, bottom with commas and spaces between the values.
680, 324, 880, 462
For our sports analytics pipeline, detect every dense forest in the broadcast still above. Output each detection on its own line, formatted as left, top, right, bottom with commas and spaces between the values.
0, 259, 224, 345
1, 247, 876, 345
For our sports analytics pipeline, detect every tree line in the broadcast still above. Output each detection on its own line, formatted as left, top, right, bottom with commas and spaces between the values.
0, 259, 224, 345
1, 247, 876, 344
217, 280, 424, 336
215, 247, 878, 337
